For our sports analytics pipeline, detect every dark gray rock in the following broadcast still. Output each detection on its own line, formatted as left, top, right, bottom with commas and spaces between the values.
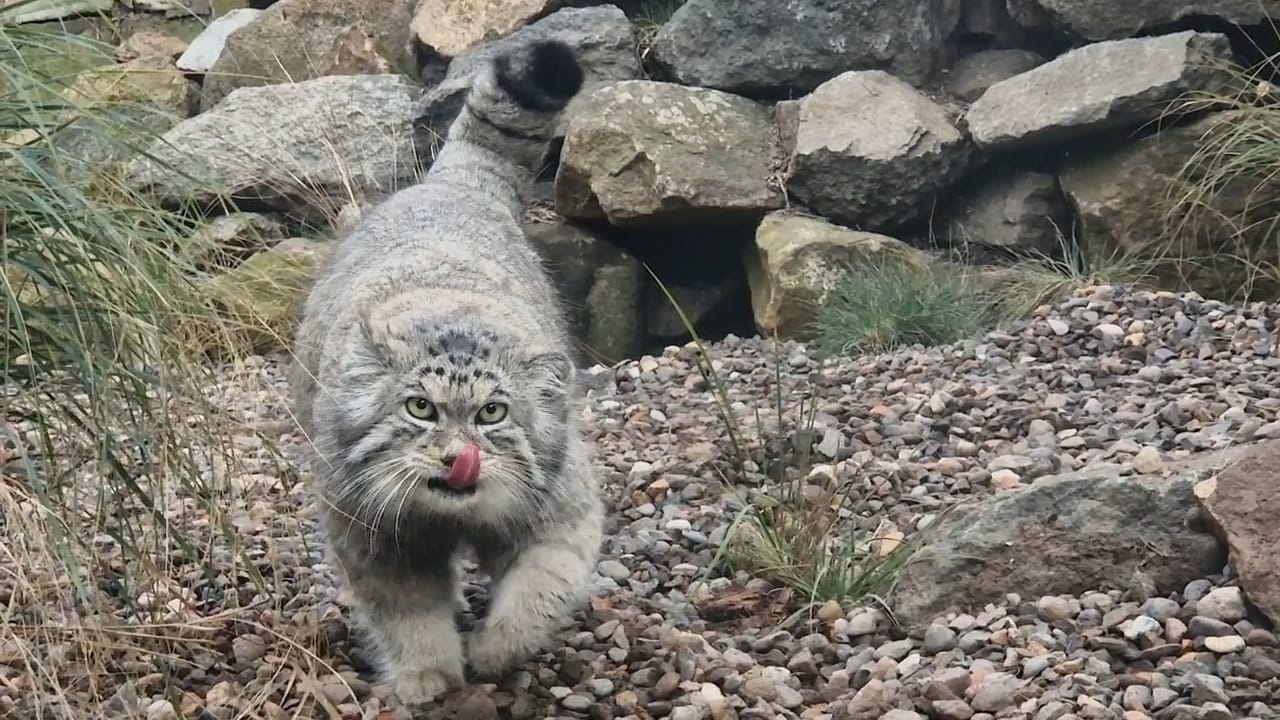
890, 464, 1226, 630
943, 49, 1046, 102
524, 216, 645, 363
937, 168, 1071, 255
649, 0, 962, 97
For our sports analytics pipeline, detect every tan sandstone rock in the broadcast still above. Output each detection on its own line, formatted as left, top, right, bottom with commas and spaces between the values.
1194, 440, 1280, 626
745, 211, 931, 341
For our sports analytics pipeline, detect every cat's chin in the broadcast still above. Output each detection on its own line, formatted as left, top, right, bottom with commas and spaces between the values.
424, 476, 479, 497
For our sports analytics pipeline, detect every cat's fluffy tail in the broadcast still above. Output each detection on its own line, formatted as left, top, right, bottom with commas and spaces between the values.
427, 40, 584, 194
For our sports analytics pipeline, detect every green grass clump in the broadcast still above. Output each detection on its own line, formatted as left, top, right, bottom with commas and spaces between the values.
649, 269, 917, 619
812, 260, 996, 356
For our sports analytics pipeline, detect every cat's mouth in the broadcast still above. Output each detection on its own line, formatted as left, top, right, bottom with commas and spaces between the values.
426, 476, 478, 497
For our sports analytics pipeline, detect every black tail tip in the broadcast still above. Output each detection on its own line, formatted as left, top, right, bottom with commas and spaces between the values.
527, 40, 584, 101
493, 40, 585, 111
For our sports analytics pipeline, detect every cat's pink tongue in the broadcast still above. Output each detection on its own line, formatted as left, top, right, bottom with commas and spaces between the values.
444, 444, 481, 489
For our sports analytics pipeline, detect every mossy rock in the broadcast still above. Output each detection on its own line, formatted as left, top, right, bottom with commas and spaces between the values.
201, 237, 332, 354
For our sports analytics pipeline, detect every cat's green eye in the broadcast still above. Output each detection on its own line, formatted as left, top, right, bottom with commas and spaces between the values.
476, 402, 508, 425
405, 397, 438, 421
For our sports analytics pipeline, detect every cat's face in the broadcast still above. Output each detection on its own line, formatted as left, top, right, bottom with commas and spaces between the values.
318, 311, 572, 532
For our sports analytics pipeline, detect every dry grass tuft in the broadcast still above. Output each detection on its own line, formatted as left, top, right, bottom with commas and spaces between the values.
0, 22, 351, 718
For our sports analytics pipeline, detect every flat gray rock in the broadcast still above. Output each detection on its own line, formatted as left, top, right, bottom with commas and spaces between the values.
125, 74, 424, 220
938, 167, 1071, 255
650, 0, 961, 96
943, 49, 1045, 102
966, 30, 1233, 151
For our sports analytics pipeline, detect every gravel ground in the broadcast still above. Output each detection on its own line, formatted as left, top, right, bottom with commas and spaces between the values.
4, 285, 1280, 720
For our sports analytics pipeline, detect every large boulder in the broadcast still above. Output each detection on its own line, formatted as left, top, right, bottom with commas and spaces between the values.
966, 31, 1233, 152
125, 74, 424, 220
415, 6, 640, 155
937, 168, 1071, 255
649, 0, 962, 96
785, 70, 970, 233
555, 80, 785, 226
523, 216, 645, 363
745, 211, 932, 340
1194, 440, 1280, 626
1007, 0, 1280, 41
1059, 111, 1279, 302
200, 0, 415, 111
411, 0, 559, 60
891, 463, 1226, 630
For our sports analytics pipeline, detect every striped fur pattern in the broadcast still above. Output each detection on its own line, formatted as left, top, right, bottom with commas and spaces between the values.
289, 40, 601, 705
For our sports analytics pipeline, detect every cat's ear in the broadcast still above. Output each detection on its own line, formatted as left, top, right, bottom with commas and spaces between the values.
525, 351, 573, 387
519, 350, 575, 417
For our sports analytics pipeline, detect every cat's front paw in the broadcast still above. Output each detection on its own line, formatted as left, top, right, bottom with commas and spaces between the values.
391, 666, 463, 706
465, 624, 530, 679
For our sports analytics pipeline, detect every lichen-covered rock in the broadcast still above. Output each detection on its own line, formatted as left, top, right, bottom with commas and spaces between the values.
26, 57, 199, 185
523, 217, 644, 363
411, 0, 559, 60
938, 168, 1071, 255
1007, 0, 1280, 41
745, 211, 931, 340
966, 31, 1233, 152
1060, 111, 1279, 302
126, 74, 424, 220
200, 0, 415, 111
891, 463, 1225, 630
650, 0, 961, 96
415, 6, 640, 154
555, 80, 784, 226
785, 70, 970, 233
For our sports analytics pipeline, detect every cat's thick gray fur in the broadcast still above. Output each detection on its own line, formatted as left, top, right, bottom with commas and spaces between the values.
288, 41, 602, 705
